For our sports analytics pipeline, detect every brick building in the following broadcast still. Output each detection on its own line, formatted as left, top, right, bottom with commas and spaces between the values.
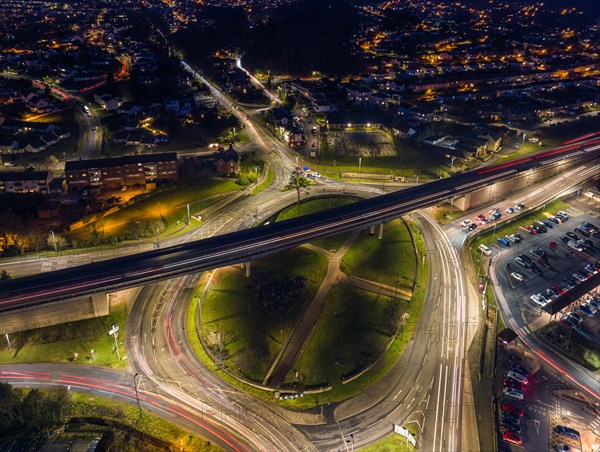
65, 153, 178, 192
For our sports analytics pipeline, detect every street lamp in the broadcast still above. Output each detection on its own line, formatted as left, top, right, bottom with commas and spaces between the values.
133, 373, 142, 421
358, 157, 361, 180
49, 230, 57, 253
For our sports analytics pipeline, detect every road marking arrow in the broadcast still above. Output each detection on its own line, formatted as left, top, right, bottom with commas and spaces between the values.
534, 419, 540, 434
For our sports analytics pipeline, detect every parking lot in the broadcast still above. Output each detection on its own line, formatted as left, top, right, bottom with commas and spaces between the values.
487, 207, 599, 323
489, 205, 600, 451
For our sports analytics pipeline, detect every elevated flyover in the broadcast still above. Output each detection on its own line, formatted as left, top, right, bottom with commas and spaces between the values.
1, 142, 598, 314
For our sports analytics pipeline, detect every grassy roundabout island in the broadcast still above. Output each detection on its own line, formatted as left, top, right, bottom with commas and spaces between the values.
187, 196, 428, 406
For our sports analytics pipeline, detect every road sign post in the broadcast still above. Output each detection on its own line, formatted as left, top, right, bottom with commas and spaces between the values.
108, 325, 120, 361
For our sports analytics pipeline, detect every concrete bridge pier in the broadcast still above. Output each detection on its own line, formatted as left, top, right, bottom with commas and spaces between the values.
378, 223, 384, 240
245, 261, 251, 278
370, 225, 375, 235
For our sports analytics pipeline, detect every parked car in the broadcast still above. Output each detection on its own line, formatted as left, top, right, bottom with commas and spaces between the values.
491, 212, 502, 221
502, 411, 521, 425
561, 278, 575, 290
574, 227, 589, 237
468, 223, 478, 231
511, 363, 529, 375
506, 234, 521, 243
561, 313, 583, 327
584, 264, 598, 275
557, 211, 570, 220
504, 379, 524, 390
498, 237, 510, 247
525, 225, 538, 235
573, 272, 588, 282
501, 422, 521, 434
554, 426, 580, 440
577, 304, 595, 318
503, 388, 524, 400
461, 219, 471, 227
502, 403, 524, 416
530, 248, 547, 258
548, 216, 560, 224
511, 272, 525, 282
530, 294, 547, 306
515, 257, 530, 268
534, 220, 547, 232
479, 244, 492, 256
543, 219, 554, 228
507, 371, 528, 385
566, 231, 579, 241
501, 430, 522, 445
560, 235, 571, 244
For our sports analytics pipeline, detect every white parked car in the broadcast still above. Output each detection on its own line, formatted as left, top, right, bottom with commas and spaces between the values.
503, 387, 524, 400
511, 272, 524, 282
506, 371, 528, 385
461, 219, 471, 227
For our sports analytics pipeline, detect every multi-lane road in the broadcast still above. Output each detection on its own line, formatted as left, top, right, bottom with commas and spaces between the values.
2, 142, 598, 310
2, 56, 600, 451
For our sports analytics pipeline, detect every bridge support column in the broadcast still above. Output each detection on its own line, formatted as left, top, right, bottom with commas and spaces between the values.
91, 293, 109, 317
245, 261, 251, 278
378, 223, 384, 240
370, 225, 375, 235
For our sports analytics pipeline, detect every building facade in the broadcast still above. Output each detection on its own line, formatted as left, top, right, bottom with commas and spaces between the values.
0, 170, 53, 194
65, 153, 178, 192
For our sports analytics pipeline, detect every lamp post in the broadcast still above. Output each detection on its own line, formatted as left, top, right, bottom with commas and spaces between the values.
134, 373, 141, 418
49, 230, 57, 253
358, 157, 361, 180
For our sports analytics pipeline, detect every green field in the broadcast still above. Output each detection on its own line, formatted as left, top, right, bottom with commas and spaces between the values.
71, 393, 218, 451
292, 286, 400, 386
200, 248, 328, 382
0, 303, 128, 368
276, 196, 357, 251
341, 219, 416, 289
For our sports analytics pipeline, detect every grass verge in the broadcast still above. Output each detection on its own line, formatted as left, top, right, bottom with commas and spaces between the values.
69, 180, 241, 239
199, 248, 328, 382
252, 165, 275, 195
0, 303, 128, 368
284, 219, 427, 408
360, 432, 418, 452
70, 393, 218, 451
341, 219, 416, 289
276, 197, 357, 251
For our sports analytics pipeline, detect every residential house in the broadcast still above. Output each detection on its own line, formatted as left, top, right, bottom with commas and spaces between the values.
212, 146, 240, 175
0, 169, 53, 194
94, 93, 122, 111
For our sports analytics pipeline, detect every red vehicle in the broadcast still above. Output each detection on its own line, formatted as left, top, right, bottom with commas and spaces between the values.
311, 142, 317, 147
476, 214, 486, 221
502, 403, 524, 417
549, 241, 557, 248
503, 379, 524, 391
502, 430, 523, 445
525, 225, 538, 235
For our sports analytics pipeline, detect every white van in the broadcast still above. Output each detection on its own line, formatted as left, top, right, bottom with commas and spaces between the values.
479, 244, 492, 256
